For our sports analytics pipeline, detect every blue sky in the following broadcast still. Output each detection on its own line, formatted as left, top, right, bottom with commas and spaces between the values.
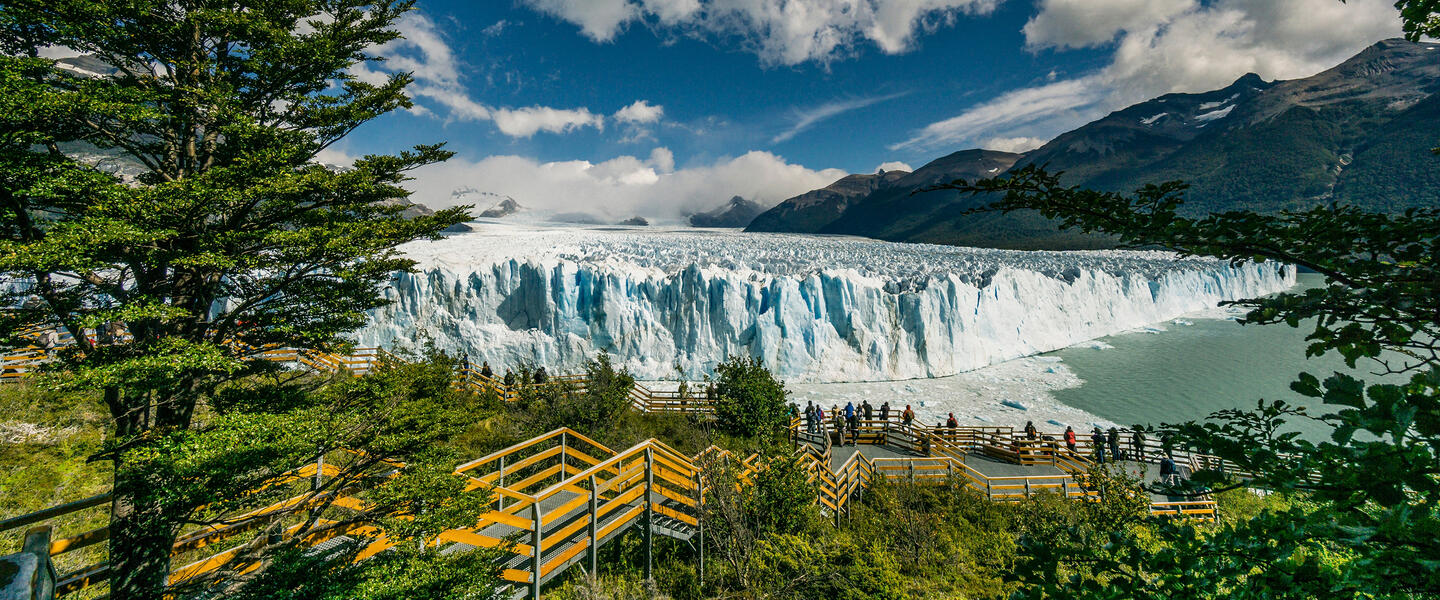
330, 0, 1405, 221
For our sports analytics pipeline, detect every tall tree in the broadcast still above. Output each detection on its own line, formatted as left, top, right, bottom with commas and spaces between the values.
0, 1, 470, 597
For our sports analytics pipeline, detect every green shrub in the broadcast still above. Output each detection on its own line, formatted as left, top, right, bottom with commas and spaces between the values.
710, 356, 790, 439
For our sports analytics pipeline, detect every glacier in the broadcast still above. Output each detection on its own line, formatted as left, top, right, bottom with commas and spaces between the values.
354, 222, 1296, 383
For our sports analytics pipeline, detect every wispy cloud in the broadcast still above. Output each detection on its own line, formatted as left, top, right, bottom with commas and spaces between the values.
359, 13, 642, 138
891, 0, 1399, 153
889, 77, 1105, 151
772, 92, 908, 144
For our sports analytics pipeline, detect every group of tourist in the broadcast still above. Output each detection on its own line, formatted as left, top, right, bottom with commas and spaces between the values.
803, 400, 923, 446
458, 354, 547, 387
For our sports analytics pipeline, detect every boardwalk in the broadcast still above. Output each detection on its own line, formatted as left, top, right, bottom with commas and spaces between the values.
1, 339, 1226, 598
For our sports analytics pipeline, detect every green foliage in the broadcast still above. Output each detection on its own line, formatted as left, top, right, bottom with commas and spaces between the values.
0, 384, 111, 577
224, 542, 505, 600
710, 356, 791, 439
701, 454, 819, 592
0, 2, 474, 597
937, 70, 1440, 594
514, 351, 636, 440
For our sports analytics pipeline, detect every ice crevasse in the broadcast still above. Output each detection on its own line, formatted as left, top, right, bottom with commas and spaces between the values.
355, 223, 1296, 383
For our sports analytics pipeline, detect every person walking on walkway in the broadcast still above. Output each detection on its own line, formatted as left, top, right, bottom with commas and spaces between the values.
459, 353, 470, 374
901, 404, 915, 428
805, 401, 816, 434
1107, 427, 1122, 462
1130, 427, 1148, 462
1159, 453, 1179, 486
832, 405, 846, 446
1064, 426, 1077, 456
1091, 428, 1107, 464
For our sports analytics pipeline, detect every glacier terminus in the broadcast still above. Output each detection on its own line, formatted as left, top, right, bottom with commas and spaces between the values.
356, 222, 1296, 383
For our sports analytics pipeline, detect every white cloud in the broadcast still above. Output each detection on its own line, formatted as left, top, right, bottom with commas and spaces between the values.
492, 106, 605, 137
894, 0, 1400, 152
481, 20, 511, 37
876, 161, 914, 173
1023, 0, 1195, 50
358, 13, 629, 137
982, 136, 1048, 153
525, 0, 638, 42
772, 92, 907, 143
520, 0, 1001, 65
408, 149, 846, 222
614, 100, 666, 124
891, 76, 1106, 151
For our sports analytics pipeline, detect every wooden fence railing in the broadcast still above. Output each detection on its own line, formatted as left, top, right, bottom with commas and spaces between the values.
3, 333, 1236, 598
4, 407, 1229, 600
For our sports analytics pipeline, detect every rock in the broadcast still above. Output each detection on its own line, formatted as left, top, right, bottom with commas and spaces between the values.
479, 197, 523, 218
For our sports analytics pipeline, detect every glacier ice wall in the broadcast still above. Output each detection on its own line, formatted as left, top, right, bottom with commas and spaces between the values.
355, 223, 1296, 383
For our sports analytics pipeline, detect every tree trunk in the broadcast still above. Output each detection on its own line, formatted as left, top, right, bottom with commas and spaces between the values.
108, 466, 177, 600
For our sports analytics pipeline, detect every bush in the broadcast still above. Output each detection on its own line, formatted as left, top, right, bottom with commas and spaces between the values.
514, 352, 635, 440
710, 356, 790, 439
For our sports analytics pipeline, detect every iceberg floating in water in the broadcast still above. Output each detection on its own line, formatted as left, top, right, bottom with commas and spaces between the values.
355, 223, 1295, 383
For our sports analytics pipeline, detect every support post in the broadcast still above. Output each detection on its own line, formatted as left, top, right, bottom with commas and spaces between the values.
531, 502, 543, 600
986, 478, 993, 499
561, 432, 568, 477
695, 471, 705, 585
644, 448, 655, 582
498, 455, 507, 511
588, 474, 599, 576
1025, 478, 1032, 498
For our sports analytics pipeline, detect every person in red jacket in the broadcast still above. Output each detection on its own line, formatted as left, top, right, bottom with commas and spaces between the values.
1064, 426, 1078, 456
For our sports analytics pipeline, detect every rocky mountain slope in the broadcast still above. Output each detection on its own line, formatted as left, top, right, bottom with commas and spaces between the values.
690, 196, 766, 228
747, 39, 1440, 249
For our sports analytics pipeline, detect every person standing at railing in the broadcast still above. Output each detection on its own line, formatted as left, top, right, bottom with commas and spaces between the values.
862, 399, 873, 424
1064, 426, 1077, 456
832, 405, 845, 446
1091, 428, 1107, 464
503, 369, 516, 387
946, 413, 958, 429
805, 401, 815, 435
1130, 427, 1148, 462
1107, 427, 1122, 462
534, 366, 548, 384
901, 404, 915, 428
844, 402, 858, 445
479, 361, 493, 379
879, 401, 890, 423
459, 353, 470, 374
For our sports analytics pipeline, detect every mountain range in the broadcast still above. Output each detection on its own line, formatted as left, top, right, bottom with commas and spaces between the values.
747, 39, 1440, 250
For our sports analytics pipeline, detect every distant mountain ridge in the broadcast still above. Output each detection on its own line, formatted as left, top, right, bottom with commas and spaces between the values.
690, 196, 766, 228
747, 38, 1440, 249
